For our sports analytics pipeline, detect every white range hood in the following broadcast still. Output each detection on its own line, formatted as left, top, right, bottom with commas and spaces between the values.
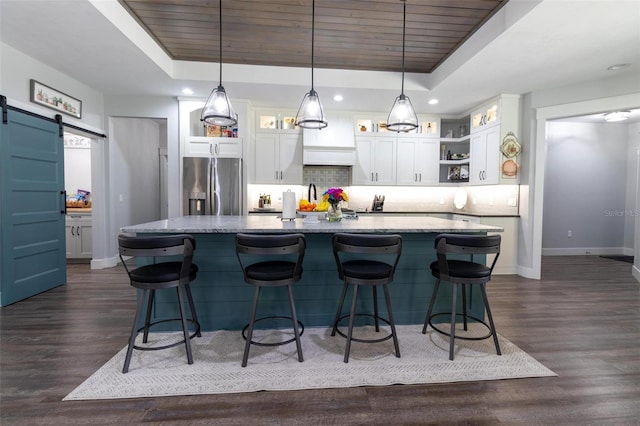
302, 113, 355, 166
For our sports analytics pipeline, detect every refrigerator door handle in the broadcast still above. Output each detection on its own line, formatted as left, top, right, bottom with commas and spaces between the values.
211, 158, 222, 216
207, 156, 213, 214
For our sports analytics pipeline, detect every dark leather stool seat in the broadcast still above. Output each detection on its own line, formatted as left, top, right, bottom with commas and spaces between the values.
236, 233, 306, 367
331, 233, 402, 363
423, 233, 502, 360
118, 234, 201, 373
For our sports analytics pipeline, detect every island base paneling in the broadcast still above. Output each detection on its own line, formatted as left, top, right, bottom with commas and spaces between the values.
145, 233, 486, 331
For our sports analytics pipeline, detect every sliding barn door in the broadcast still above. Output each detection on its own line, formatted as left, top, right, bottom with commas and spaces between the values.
0, 109, 66, 306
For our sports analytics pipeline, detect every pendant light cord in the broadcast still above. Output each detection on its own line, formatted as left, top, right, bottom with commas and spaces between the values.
311, 0, 316, 90
401, 0, 406, 95
219, 0, 223, 86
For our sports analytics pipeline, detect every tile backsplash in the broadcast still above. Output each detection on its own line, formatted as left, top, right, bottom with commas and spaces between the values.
303, 166, 351, 189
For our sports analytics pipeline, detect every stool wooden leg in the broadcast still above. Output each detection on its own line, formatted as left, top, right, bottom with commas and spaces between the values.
383, 284, 400, 358
176, 286, 194, 365
185, 283, 201, 338
449, 283, 458, 361
142, 290, 155, 343
423, 280, 441, 334
123, 289, 148, 373
344, 284, 360, 363
372, 286, 380, 332
242, 286, 261, 367
331, 281, 349, 336
286, 284, 304, 363
480, 283, 501, 356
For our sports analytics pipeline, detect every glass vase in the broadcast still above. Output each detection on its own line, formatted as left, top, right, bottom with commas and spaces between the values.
327, 202, 342, 222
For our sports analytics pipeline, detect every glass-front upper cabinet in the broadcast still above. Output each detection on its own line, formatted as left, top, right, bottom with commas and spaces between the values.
189, 106, 238, 138
354, 115, 439, 136
256, 109, 299, 132
471, 101, 500, 130
179, 99, 242, 158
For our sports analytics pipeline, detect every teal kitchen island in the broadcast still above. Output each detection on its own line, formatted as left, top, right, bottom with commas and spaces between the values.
121, 215, 503, 331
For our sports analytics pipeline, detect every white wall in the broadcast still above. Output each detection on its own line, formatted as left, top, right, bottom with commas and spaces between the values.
625, 122, 640, 251
630, 122, 640, 281
64, 147, 92, 195
543, 121, 629, 255
100, 95, 179, 264
110, 117, 161, 236
0, 42, 105, 131
518, 71, 640, 278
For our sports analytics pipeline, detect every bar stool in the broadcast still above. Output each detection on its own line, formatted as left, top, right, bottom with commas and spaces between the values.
235, 233, 306, 367
331, 233, 402, 363
118, 234, 201, 373
422, 233, 502, 360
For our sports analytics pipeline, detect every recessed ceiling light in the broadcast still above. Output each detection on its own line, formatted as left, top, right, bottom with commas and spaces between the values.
333, 94, 343, 102
428, 99, 439, 105
607, 64, 630, 71
604, 111, 631, 122
181, 88, 194, 95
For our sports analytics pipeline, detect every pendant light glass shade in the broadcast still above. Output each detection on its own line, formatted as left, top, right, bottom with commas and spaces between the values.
202, 0, 237, 127
295, 0, 327, 130
202, 85, 237, 127
386, 0, 417, 133
296, 89, 327, 129
387, 93, 418, 132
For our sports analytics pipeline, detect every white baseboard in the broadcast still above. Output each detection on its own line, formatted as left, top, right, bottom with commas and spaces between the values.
493, 266, 518, 275
90, 255, 119, 270
542, 247, 630, 256
517, 264, 540, 280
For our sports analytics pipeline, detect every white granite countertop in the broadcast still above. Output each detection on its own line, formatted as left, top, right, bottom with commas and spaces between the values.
121, 215, 503, 234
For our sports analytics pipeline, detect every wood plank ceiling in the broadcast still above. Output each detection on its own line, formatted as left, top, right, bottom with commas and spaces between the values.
118, 0, 508, 73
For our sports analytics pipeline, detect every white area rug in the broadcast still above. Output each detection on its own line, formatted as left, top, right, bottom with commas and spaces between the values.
64, 324, 556, 400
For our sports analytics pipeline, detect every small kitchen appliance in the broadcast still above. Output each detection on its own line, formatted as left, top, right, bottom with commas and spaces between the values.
372, 195, 385, 212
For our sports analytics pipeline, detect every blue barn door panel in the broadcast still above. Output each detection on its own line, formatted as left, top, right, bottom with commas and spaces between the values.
1, 109, 66, 306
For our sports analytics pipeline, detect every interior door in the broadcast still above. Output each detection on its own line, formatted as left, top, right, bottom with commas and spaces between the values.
0, 109, 66, 306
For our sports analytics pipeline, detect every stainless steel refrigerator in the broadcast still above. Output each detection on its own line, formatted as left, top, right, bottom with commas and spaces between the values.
182, 157, 243, 215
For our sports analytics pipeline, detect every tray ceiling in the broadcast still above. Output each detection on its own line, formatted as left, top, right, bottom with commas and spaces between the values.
118, 0, 508, 73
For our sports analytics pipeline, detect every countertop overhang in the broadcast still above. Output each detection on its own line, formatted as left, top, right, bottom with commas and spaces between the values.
121, 215, 503, 234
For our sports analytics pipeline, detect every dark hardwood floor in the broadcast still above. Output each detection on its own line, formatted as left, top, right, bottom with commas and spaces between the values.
1, 256, 639, 425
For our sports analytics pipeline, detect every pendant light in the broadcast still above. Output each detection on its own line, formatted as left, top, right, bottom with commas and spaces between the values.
201, 0, 237, 127
295, 0, 328, 129
386, 0, 418, 133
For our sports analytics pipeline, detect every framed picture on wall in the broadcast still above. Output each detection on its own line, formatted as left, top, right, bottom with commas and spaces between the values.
30, 79, 82, 119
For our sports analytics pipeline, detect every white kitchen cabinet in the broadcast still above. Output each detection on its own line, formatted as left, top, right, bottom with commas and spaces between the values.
396, 136, 439, 185
66, 214, 92, 259
469, 94, 521, 185
352, 135, 396, 185
255, 109, 300, 133
179, 99, 246, 161
469, 124, 500, 184
184, 136, 242, 158
254, 132, 302, 184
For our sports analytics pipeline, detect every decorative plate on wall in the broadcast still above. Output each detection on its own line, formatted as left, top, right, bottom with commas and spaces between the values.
501, 132, 521, 158
501, 159, 519, 177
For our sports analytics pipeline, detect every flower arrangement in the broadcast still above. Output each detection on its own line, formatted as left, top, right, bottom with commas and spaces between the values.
323, 187, 348, 206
